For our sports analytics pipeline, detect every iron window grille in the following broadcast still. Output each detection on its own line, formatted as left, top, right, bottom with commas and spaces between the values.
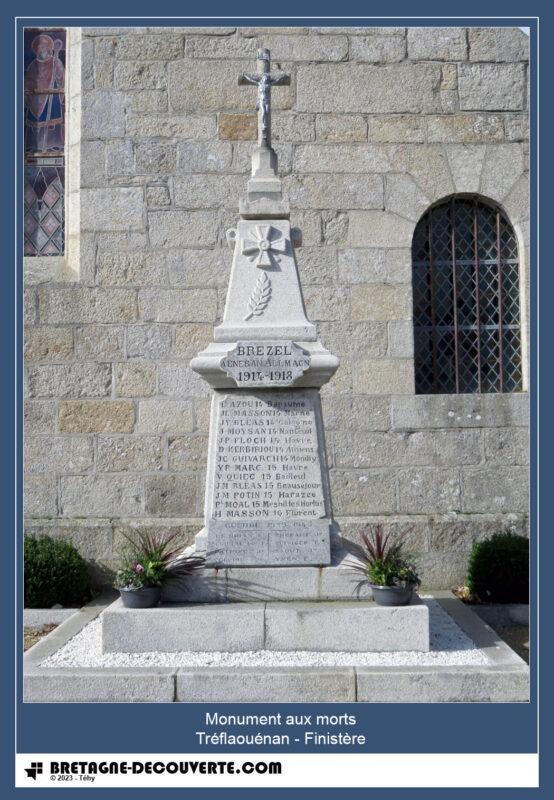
412, 196, 522, 394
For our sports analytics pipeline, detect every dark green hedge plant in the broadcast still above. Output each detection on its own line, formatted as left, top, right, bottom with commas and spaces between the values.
467, 532, 529, 603
24, 535, 91, 608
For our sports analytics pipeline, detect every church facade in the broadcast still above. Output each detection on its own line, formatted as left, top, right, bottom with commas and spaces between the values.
23, 25, 530, 588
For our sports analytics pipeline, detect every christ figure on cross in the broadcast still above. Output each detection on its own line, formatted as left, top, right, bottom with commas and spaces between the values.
239, 49, 290, 148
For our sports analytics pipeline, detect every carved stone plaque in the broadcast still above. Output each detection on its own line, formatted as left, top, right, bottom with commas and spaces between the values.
220, 340, 311, 387
205, 390, 331, 566
207, 519, 330, 567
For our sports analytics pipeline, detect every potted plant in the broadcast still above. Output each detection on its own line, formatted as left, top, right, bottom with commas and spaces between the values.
114, 530, 205, 608
348, 525, 421, 606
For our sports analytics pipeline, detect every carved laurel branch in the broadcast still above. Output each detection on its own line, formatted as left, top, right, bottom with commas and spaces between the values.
244, 271, 272, 321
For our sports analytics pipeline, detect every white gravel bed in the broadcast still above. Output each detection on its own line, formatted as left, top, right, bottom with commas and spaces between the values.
42, 600, 489, 668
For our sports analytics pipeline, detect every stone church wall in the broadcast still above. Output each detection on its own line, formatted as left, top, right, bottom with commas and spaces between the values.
23, 26, 530, 587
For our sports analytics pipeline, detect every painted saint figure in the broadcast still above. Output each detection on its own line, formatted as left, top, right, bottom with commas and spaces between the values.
24, 33, 65, 155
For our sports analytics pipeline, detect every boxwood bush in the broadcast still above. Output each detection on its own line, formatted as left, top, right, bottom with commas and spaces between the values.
24, 535, 91, 608
467, 532, 529, 603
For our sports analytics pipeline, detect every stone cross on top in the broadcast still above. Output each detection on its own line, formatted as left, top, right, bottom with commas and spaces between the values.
239, 49, 290, 149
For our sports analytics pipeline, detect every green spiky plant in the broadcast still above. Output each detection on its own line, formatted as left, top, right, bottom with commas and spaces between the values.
347, 524, 420, 590
114, 529, 205, 590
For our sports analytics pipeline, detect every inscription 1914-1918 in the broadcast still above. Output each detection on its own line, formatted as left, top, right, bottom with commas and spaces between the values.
220, 340, 310, 387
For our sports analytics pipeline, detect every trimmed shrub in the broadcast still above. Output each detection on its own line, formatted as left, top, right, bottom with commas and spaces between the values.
467, 532, 529, 603
24, 535, 91, 608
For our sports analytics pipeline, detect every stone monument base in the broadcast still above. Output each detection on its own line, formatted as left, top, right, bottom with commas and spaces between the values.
161, 546, 371, 603
116, 541, 432, 658
102, 597, 430, 654
25, 594, 529, 704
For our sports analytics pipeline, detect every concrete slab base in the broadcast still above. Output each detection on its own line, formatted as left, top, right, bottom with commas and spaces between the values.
264, 599, 429, 652
24, 594, 529, 703
177, 667, 356, 703
24, 668, 176, 703
101, 597, 429, 654
24, 662, 528, 704
355, 665, 530, 703
23, 608, 79, 629
473, 603, 529, 628
102, 601, 265, 654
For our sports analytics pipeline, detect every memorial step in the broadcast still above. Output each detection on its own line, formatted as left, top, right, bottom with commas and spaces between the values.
161, 549, 372, 603
102, 598, 430, 654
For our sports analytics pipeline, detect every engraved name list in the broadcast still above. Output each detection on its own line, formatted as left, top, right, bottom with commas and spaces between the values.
206, 391, 330, 565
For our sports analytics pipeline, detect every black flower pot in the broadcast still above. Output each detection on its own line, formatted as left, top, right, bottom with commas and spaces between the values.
370, 584, 414, 607
119, 586, 161, 608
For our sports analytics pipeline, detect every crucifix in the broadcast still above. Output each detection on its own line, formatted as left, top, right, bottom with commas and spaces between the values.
239, 49, 290, 149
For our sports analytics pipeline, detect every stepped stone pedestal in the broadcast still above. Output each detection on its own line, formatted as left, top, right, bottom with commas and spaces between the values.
101, 48, 430, 657
102, 597, 430, 654
161, 546, 372, 603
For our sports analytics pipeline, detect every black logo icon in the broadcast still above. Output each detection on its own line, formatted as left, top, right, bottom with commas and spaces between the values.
24, 762, 43, 780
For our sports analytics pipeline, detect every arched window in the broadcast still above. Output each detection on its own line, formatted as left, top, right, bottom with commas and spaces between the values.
412, 196, 522, 394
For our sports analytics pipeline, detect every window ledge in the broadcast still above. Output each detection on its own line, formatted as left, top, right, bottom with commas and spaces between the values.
413, 391, 529, 397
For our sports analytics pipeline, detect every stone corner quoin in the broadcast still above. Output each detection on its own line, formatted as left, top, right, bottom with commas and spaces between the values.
23, 25, 530, 590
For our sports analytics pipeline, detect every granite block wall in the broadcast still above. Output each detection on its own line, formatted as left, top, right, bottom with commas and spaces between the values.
23, 26, 530, 587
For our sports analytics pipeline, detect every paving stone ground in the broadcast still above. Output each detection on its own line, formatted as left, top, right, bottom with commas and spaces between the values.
24, 624, 57, 652
493, 625, 529, 664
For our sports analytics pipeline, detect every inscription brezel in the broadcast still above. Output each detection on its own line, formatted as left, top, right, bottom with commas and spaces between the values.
206, 391, 330, 566
220, 340, 311, 387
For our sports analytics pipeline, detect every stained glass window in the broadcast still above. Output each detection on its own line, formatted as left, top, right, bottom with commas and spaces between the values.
412, 196, 522, 394
24, 28, 66, 256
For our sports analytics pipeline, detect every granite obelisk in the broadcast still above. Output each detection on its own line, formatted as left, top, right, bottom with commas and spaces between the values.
191, 49, 339, 567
